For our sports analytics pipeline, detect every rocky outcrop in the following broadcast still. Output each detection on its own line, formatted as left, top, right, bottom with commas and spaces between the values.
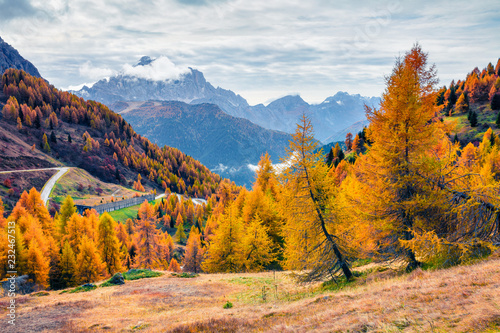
0, 36, 41, 78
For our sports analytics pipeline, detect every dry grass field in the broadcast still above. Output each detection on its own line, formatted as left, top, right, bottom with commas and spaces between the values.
1, 256, 500, 333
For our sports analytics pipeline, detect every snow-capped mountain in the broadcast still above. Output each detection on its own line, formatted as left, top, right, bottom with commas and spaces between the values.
74, 56, 252, 117
73, 56, 380, 142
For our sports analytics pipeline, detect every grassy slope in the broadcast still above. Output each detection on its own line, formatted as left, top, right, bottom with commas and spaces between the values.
445, 102, 499, 144
50, 168, 142, 206
107, 197, 163, 223
3, 255, 499, 332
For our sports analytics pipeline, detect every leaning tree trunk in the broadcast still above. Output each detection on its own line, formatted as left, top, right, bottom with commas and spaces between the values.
302, 154, 353, 280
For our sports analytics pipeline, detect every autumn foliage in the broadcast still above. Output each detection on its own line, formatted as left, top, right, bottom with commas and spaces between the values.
1, 69, 222, 198
1, 47, 499, 291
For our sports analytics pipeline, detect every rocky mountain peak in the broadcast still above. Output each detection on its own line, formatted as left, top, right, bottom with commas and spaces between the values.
0, 36, 42, 78
135, 56, 155, 67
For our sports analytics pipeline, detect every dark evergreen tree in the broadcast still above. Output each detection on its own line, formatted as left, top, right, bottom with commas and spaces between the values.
491, 94, 500, 111
446, 85, 457, 110
487, 62, 495, 75
436, 87, 446, 106
50, 131, 57, 143
470, 111, 478, 127
68, 133, 72, 143
326, 148, 335, 167
34, 114, 41, 128
336, 148, 345, 168
496, 112, 500, 127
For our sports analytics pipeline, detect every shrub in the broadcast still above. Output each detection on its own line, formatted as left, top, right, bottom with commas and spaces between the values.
401, 231, 495, 269
3, 178, 12, 188
122, 269, 162, 280
223, 301, 233, 309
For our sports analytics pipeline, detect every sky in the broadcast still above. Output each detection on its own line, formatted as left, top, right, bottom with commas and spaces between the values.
0, 0, 499, 105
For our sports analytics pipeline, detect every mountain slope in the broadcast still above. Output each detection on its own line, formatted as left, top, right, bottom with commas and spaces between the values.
111, 100, 291, 186
0, 69, 222, 209
73, 57, 380, 142
323, 119, 370, 144
0, 37, 41, 78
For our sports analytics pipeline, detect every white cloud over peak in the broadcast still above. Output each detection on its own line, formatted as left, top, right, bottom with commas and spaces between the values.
79, 61, 115, 80
121, 56, 190, 81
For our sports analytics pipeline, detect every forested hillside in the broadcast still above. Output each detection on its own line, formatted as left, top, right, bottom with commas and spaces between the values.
112, 100, 291, 186
0, 69, 222, 209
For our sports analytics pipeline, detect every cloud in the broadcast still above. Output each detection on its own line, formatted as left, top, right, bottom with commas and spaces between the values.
63, 82, 97, 91
247, 153, 296, 174
174, 0, 229, 6
79, 61, 115, 80
0, 0, 37, 20
121, 56, 190, 81
1, 0, 499, 105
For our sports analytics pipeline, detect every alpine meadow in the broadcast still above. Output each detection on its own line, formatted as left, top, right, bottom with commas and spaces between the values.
1, 1, 500, 332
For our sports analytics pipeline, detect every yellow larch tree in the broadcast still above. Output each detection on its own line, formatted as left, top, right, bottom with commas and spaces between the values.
134, 200, 160, 268
76, 235, 104, 284
98, 212, 123, 275
202, 205, 244, 273
62, 213, 85, 251
240, 215, 276, 272
183, 229, 203, 273
60, 240, 77, 288
279, 114, 353, 281
174, 221, 187, 244
57, 196, 76, 238
352, 44, 447, 270
26, 239, 50, 288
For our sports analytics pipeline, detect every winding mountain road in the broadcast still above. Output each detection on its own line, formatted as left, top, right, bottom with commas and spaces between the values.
0, 167, 70, 205
40, 167, 70, 205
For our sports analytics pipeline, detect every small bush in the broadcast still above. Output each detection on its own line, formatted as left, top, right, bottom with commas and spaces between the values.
223, 301, 233, 309
123, 269, 163, 281
171, 272, 198, 278
100, 273, 125, 287
65, 284, 97, 294
31, 291, 50, 297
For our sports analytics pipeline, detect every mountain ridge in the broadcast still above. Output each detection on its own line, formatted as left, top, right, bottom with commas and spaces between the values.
73, 57, 380, 142
110, 100, 291, 187
0, 36, 41, 78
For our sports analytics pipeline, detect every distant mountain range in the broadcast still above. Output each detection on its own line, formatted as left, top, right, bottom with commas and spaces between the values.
110, 100, 291, 187
73, 56, 380, 142
0, 37, 41, 78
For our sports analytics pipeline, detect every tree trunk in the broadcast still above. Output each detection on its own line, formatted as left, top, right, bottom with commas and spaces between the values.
403, 213, 420, 272
303, 160, 353, 280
